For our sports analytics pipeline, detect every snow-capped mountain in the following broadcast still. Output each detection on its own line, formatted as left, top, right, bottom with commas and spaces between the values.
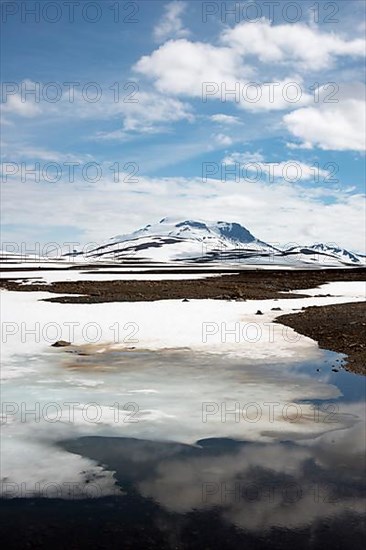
81, 217, 279, 263
283, 244, 365, 266
63, 218, 366, 267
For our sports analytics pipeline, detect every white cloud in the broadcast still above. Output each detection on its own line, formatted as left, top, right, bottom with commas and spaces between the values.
213, 133, 233, 146
134, 19, 364, 116
1, 144, 88, 163
223, 153, 330, 181
221, 18, 365, 70
93, 92, 194, 140
284, 88, 366, 151
154, 1, 190, 42
210, 114, 241, 125
2, 93, 41, 118
258, 161, 329, 181
67, 89, 195, 134
134, 38, 247, 97
236, 77, 312, 112
134, 42, 312, 111
105, 91, 194, 136
286, 141, 313, 150
2, 81, 194, 138
223, 151, 264, 163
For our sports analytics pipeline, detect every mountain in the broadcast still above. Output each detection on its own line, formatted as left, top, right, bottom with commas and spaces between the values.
81, 218, 280, 263
64, 218, 366, 267
282, 244, 365, 266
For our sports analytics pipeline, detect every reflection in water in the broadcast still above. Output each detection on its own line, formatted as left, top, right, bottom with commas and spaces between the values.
1, 346, 365, 548
62, 348, 365, 546
62, 427, 365, 536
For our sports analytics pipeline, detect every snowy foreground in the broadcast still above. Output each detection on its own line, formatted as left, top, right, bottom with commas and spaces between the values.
0, 278, 365, 498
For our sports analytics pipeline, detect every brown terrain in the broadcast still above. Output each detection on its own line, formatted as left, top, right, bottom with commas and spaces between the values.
1, 267, 365, 302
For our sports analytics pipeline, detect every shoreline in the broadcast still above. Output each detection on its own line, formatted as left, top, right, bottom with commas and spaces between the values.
276, 301, 366, 375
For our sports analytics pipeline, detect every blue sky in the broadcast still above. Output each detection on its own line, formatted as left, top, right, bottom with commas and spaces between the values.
1, 0, 365, 252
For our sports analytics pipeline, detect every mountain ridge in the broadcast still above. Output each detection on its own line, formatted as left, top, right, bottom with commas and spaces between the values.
66, 218, 365, 267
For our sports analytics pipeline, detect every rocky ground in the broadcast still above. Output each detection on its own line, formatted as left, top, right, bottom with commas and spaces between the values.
276, 301, 366, 375
1, 267, 365, 303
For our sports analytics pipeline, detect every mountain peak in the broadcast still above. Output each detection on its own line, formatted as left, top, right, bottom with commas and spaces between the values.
152, 218, 256, 243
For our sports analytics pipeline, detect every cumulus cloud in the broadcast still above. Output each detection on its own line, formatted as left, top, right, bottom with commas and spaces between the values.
134, 18, 365, 119
134, 38, 247, 97
284, 85, 366, 151
134, 41, 312, 111
221, 18, 365, 70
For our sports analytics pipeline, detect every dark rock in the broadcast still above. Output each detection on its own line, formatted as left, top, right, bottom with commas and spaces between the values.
51, 340, 71, 347
256, 310, 263, 315
182, 298, 189, 302
271, 307, 282, 311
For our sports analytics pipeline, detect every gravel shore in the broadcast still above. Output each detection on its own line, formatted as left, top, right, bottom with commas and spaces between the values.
276, 301, 366, 375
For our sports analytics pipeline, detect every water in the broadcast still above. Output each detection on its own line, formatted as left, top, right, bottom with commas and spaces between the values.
1, 347, 365, 549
